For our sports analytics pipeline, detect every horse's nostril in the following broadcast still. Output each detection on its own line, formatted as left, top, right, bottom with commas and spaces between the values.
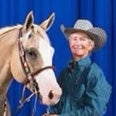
48, 90, 54, 99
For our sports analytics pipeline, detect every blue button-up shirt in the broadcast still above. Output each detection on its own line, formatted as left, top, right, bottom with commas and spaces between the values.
49, 56, 111, 116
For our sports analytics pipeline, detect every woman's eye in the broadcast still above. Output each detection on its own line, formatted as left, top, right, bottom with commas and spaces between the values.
80, 37, 86, 41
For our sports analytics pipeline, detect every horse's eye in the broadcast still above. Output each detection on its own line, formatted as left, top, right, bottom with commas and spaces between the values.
28, 33, 32, 39
27, 50, 37, 59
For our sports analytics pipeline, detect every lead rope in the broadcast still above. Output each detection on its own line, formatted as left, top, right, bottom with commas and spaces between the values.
18, 92, 35, 109
19, 85, 26, 105
31, 94, 38, 116
12, 91, 36, 116
47, 106, 50, 114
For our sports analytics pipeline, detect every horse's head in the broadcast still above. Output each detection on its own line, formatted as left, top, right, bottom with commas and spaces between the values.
10, 12, 62, 105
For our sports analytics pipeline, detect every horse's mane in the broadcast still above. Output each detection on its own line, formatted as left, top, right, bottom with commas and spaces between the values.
0, 24, 22, 36
0, 24, 51, 44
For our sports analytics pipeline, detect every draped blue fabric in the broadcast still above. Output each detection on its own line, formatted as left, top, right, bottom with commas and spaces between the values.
0, 0, 115, 116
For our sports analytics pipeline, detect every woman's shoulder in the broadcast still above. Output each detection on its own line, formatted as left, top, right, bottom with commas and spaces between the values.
90, 62, 104, 75
86, 62, 105, 83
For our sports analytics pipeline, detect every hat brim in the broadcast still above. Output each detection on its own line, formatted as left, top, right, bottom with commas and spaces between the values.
61, 26, 107, 50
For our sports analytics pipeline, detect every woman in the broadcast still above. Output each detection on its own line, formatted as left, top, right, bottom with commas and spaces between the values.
44, 19, 111, 116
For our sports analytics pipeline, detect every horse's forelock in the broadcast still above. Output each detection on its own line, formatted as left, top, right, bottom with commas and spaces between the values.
33, 24, 51, 44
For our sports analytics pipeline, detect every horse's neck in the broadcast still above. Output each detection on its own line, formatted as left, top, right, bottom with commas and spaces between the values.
0, 26, 21, 116
0, 28, 20, 89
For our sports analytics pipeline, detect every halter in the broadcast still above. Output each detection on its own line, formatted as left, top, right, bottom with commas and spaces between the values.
12, 28, 54, 115
18, 28, 54, 89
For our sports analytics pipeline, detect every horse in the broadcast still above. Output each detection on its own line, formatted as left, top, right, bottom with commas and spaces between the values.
0, 11, 62, 116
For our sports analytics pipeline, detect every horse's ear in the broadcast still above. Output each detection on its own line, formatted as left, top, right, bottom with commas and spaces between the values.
23, 11, 34, 31
40, 13, 55, 31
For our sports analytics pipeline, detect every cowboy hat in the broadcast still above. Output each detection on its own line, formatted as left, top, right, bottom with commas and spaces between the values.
61, 19, 107, 50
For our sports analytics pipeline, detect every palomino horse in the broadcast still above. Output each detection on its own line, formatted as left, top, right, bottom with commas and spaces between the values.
0, 12, 62, 116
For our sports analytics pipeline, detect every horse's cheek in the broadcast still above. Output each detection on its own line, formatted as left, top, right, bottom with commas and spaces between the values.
10, 47, 26, 82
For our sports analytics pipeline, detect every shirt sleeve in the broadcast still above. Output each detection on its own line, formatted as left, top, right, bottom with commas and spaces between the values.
59, 69, 111, 116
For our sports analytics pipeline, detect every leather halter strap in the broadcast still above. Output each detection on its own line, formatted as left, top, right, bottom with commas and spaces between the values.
31, 66, 54, 77
18, 28, 54, 84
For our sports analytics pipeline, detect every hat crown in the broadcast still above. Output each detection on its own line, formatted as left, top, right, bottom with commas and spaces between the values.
61, 19, 107, 50
74, 20, 93, 30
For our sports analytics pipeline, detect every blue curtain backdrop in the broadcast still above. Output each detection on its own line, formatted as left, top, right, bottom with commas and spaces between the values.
0, 0, 115, 116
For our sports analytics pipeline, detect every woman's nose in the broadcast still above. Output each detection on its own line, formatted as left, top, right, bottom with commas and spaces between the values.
75, 38, 81, 44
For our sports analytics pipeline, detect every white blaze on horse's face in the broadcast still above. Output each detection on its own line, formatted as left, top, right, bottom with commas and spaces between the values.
35, 32, 61, 105
21, 12, 62, 105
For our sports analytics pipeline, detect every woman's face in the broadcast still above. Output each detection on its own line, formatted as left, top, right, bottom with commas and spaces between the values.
69, 32, 94, 60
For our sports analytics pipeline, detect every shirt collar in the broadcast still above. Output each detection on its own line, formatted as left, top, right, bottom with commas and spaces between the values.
68, 56, 91, 69
76, 56, 91, 67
